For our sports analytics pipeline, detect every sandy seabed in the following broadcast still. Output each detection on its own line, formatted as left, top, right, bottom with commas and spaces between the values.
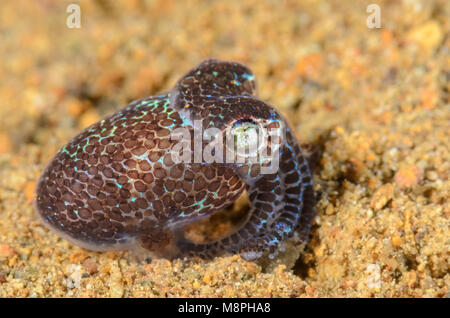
0, 0, 448, 297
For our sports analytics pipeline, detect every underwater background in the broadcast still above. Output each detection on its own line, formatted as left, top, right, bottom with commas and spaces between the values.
0, 0, 448, 297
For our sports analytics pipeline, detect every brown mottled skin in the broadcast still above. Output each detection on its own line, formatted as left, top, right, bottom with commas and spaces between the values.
35, 59, 315, 260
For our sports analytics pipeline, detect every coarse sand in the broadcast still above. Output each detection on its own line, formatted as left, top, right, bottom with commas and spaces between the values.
0, 0, 448, 297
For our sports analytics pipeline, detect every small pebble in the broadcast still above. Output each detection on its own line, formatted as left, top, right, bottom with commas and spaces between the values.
391, 235, 402, 248
24, 181, 36, 203
394, 165, 422, 189
425, 170, 438, 181
370, 184, 394, 211
0, 244, 16, 258
407, 21, 443, 51
82, 258, 98, 275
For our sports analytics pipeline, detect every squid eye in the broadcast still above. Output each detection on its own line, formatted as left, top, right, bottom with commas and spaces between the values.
227, 119, 266, 158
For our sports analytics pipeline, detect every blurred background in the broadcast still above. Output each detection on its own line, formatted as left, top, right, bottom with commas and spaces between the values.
0, 0, 448, 297
1, 0, 447, 156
